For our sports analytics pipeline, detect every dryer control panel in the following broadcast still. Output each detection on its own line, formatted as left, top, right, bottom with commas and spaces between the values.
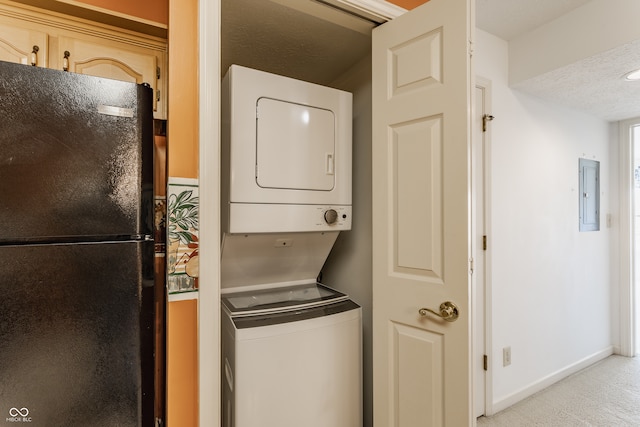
227, 203, 352, 234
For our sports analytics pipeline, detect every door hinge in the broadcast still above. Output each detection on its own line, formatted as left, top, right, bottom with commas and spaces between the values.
156, 66, 161, 79
469, 257, 474, 275
483, 355, 488, 371
483, 235, 487, 251
482, 114, 494, 132
156, 89, 161, 102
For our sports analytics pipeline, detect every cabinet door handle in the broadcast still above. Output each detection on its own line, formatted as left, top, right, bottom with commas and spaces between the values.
30, 45, 39, 66
63, 51, 70, 71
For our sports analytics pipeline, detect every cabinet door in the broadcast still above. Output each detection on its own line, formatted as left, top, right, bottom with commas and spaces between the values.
0, 20, 47, 66
58, 36, 163, 118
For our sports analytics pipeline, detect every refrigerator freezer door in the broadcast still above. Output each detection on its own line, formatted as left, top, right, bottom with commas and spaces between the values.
0, 240, 154, 427
0, 60, 154, 243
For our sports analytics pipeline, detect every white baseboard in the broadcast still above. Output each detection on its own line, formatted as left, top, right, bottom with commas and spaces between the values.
490, 346, 613, 415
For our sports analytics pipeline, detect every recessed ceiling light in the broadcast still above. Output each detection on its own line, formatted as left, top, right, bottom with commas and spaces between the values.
624, 69, 640, 81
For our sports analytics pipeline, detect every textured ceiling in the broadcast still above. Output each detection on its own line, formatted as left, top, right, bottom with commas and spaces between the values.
223, 0, 640, 122
510, 39, 640, 122
476, 0, 640, 122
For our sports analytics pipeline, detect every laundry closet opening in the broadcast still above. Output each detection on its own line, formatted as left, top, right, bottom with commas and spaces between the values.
221, 0, 375, 424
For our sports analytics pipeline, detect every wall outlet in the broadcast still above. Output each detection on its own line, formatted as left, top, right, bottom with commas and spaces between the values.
503, 346, 512, 367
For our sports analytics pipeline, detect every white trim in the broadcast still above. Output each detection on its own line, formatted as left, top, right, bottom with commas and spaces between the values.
167, 176, 198, 186
198, 0, 221, 426
57, 0, 167, 29
336, 0, 405, 21
271, 0, 375, 34
475, 76, 494, 418
490, 347, 613, 414
168, 291, 199, 302
618, 118, 638, 357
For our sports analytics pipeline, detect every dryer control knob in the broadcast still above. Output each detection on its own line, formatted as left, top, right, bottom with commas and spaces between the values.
324, 209, 338, 225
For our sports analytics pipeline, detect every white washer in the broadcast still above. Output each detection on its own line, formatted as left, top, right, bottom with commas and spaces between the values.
221, 283, 362, 427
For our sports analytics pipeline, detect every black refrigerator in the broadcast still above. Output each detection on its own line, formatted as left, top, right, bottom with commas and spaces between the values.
0, 60, 155, 426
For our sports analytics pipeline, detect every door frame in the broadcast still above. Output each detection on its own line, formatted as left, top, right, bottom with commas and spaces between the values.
474, 77, 494, 417
197, 1, 483, 426
618, 118, 638, 357
198, 0, 221, 426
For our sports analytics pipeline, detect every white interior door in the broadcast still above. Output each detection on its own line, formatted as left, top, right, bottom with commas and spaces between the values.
372, 0, 474, 425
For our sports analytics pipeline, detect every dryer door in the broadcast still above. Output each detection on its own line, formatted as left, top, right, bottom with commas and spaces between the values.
256, 97, 335, 191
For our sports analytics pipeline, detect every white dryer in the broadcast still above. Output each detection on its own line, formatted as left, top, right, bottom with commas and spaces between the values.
221, 65, 352, 234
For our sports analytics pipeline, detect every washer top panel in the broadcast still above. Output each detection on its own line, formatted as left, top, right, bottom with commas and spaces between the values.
221, 282, 347, 317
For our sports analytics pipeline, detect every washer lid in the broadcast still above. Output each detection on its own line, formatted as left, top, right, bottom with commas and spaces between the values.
222, 282, 348, 316
220, 231, 339, 291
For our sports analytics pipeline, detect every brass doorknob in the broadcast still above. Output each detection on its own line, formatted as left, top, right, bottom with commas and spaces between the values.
418, 301, 459, 322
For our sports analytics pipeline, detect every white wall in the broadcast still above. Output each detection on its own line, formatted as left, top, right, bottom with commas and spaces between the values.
477, 29, 616, 412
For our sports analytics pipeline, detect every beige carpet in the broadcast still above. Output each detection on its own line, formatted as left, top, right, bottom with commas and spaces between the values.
477, 355, 640, 426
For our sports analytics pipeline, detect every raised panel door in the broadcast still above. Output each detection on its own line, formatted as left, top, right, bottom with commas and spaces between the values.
372, 0, 474, 425
57, 35, 162, 117
0, 19, 47, 66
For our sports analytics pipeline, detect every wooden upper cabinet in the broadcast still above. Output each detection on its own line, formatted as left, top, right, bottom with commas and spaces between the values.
0, 18, 48, 66
58, 35, 163, 116
0, 2, 167, 119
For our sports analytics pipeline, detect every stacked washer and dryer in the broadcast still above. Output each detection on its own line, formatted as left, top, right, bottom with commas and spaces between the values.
220, 65, 362, 427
